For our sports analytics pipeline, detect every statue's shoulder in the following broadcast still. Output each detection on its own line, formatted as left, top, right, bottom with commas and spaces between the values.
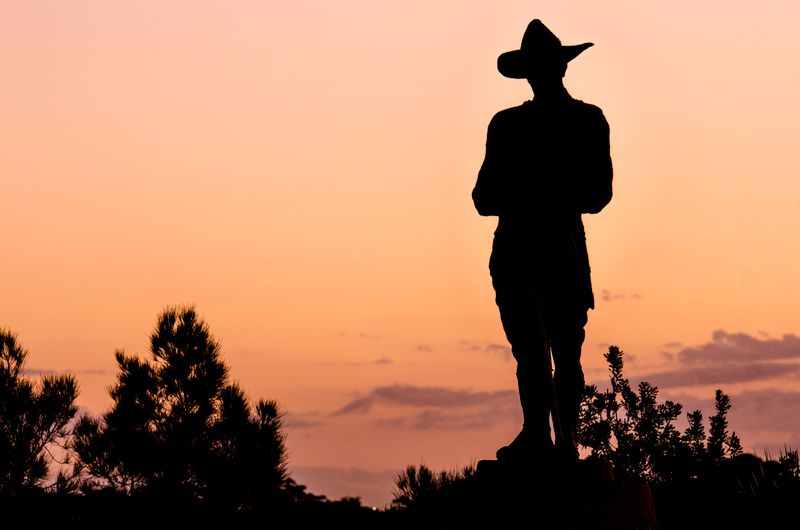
494, 103, 529, 118
570, 99, 608, 123
488, 103, 530, 131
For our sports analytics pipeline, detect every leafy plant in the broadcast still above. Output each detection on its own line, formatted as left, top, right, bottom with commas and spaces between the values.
578, 346, 743, 483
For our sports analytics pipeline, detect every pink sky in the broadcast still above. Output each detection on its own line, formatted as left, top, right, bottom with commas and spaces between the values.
3, 1, 800, 506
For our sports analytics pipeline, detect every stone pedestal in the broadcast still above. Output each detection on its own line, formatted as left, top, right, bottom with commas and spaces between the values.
422, 459, 658, 530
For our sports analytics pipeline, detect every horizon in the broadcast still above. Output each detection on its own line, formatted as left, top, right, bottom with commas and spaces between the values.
4, 1, 800, 507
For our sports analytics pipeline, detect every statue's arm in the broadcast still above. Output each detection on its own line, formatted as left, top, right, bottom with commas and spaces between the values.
472, 116, 503, 217
576, 108, 613, 214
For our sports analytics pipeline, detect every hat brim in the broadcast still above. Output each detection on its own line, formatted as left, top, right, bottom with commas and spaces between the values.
497, 42, 593, 79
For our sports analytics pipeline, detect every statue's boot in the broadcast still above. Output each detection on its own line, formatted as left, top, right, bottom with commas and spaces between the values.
496, 365, 553, 463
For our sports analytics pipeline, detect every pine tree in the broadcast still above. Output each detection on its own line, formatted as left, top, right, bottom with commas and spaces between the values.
73, 306, 287, 509
0, 329, 78, 494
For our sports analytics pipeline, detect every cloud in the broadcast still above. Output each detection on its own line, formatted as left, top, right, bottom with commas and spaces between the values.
23, 368, 55, 376
373, 406, 522, 431
677, 330, 800, 364
416, 410, 471, 430
637, 362, 800, 389
23, 367, 111, 377
79, 369, 110, 375
318, 357, 394, 368
375, 416, 406, 428
665, 389, 800, 439
629, 331, 800, 388
458, 340, 484, 352
372, 404, 521, 431
485, 343, 512, 360
663, 341, 683, 349
415, 343, 432, 352
285, 411, 324, 429
336, 332, 385, 340
331, 385, 517, 416
409, 405, 520, 430
660, 351, 675, 362
459, 340, 513, 361
725, 389, 800, 434
600, 289, 642, 302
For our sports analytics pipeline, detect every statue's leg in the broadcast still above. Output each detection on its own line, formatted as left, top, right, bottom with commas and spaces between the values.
549, 307, 588, 461
490, 248, 553, 460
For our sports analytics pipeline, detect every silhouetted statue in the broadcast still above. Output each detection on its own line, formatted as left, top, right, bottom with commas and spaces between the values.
473, 19, 612, 466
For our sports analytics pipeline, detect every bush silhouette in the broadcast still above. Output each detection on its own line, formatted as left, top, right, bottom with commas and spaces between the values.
578, 346, 743, 483
73, 306, 287, 510
0, 329, 78, 494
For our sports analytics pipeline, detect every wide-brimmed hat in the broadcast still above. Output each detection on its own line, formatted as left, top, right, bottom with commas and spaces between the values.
497, 19, 593, 79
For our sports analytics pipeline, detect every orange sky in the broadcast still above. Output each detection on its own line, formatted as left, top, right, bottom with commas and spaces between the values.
3, 1, 800, 506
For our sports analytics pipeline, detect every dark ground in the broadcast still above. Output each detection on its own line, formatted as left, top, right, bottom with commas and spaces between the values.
4, 467, 798, 530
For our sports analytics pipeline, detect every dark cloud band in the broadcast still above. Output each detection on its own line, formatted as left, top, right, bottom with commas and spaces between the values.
677, 330, 800, 364
332, 384, 516, 416
638, 362, 800, 389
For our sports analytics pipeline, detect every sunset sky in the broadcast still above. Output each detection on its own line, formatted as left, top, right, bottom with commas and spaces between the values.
3, 1, 800, 506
